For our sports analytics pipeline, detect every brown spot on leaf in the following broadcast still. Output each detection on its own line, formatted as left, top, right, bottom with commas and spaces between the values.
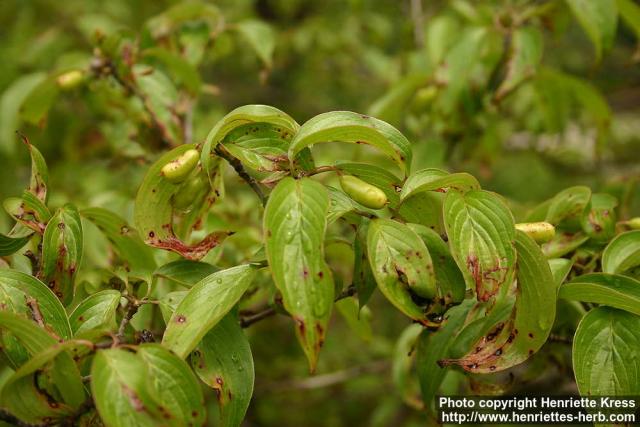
175, 315, 187, 323
294, 317, 305, 337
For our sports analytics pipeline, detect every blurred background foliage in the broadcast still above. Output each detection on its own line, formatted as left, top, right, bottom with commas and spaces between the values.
1, 0, 639, 426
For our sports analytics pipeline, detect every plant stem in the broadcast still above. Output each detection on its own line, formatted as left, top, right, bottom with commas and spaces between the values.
548, 334, 573, 344
214, 144, 266, 206
240, 285, 357, 328
116, 299, 140, 343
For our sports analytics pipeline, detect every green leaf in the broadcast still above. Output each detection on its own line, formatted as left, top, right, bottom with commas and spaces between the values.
264, 177, 334, 371
327, 186, 360, 224
573, 307, 640, 395
4, 191, 51, 233
0, 313, 84, 422
134, 144, 229, 260
134, 64, 182, 145
334, 161, 402, 208
417, 299, 474, 408
145, 1, 221, 42
400, 168, 480, 202
0, 72, 46, 154
153, 259, 218, 287
580, 193, 617, 241
566, 0, 618, 62
142, 47, 202, 94
289, 112, 412, 176
548, 258, 573, 288
69, 290, 121, 337
0, 224, 32, 256
367, 75, 426, 125
447, 296, 515, 360
353, 219, 377, 309
235, 20, 276, 68
443, 190, 516, 302
367, 219, 437, 323
162, 265, 257, 359
159, 291, 188, 324
408, 224, 466, 305
541, 232, 589, 258
221, 122, 292, 172
191, 314, 254, 427
545, 186, 591, 228
0, 269, 72, 340
24, 138, 49, 203
20, 76, 59, 126
202, 105, 299, 178
435, 27, 497, 113
495, 26, 543, 100
559, 273, 640, 316
335, 297, 372, 341
82, 207, 157, 282
602, 230, 640, 274
137, 344, 206, 426
40, 203, 83, 305
1, 340, 88, 421
91, 348, 164, 427
618, 0, 640, 39
441, 231, 556, 373
391, 324, 423, 409
397, 192, 444, 233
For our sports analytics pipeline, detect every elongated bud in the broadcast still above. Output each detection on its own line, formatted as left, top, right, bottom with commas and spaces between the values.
56, 70, 86, 90
161, 149, 200, 183
623, 217, 640, 230
515, 222, 555, 243
339, 175, 387, 209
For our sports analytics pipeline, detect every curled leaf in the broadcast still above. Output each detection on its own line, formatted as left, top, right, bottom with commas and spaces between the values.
134, 144, 230, 260
443, 190, 516, 302
440, 231, 556, 373
367, 219, 437, 323
39, 204, 83, 305
290, 112, 412, 176
602, 230, 640, 275
400, 168, 480, 201
201, 105, 299, 178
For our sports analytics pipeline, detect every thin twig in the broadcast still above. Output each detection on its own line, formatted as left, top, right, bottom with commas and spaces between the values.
214, 145, 266, 206
262, 360, 388, 391
116, 300, 140, 342
240, 285, 357, 328
240, 307, 277, 328
548, 334, 573, 345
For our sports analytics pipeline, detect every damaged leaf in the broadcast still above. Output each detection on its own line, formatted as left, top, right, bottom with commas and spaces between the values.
443, 190, 516, 302
400, 168, 480, 201
367, 218, 437, 323
134, 144, 230, 260
264, 177, 334, 372
290, 112, 412, 176
162, 265, 257, 359
191, 314, 254, 427
40, 204, 83, 305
